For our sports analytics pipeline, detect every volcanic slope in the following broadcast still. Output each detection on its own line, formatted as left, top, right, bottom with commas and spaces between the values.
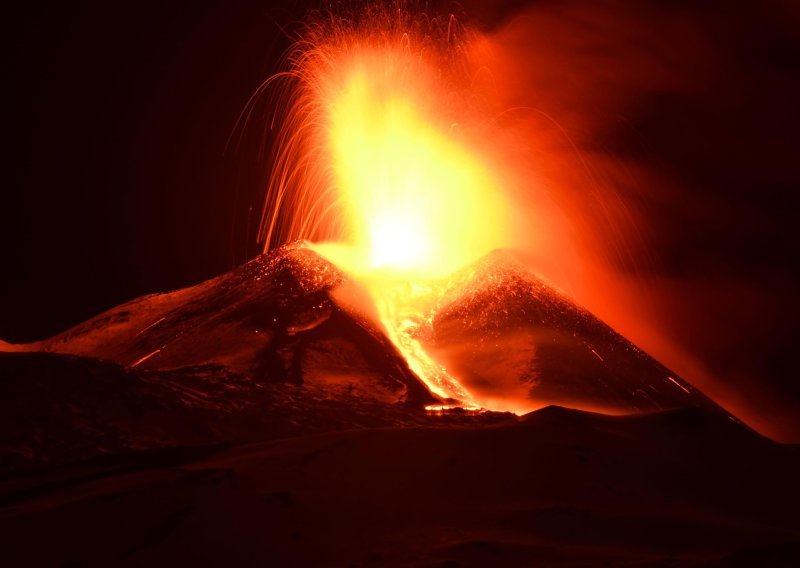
421, 249, 731, 418
33, 241, 435, 406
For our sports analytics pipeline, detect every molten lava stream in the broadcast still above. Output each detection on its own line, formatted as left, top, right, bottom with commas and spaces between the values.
369, 277, 478, 407
312, 241, 481, 407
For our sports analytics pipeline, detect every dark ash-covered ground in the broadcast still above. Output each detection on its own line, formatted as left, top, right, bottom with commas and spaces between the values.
1, 405, 798, 567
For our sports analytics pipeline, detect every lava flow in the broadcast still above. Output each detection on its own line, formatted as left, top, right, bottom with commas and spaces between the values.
255, 5, 513, 408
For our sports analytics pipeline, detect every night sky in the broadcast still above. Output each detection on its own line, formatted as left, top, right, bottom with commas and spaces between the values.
4, 0, 296, 341
3, 1, 799, 439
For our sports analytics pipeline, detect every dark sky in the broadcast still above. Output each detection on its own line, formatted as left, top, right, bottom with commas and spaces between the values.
3, 0, 299, 341
3, 1, 799, 439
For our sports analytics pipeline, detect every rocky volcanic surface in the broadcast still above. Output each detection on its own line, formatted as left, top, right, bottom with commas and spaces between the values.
1, 242, 798, 567
422, 250, 728, 416
35, 242, 434, 406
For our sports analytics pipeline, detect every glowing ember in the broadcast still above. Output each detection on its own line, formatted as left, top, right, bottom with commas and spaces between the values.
256, 5, 512, 408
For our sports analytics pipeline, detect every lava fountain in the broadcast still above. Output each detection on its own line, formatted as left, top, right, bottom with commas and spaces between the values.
253, 4, 516, 408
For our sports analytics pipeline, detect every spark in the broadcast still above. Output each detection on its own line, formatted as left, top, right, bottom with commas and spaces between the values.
667, 376, 691, 395
132, 348, 161, 367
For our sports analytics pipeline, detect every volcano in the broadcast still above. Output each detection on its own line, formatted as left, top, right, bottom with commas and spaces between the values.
1, 244, 798, 566
20, 243, 723, 418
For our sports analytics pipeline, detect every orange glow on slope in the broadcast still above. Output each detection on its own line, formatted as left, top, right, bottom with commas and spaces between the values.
255, 8, 513, 407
